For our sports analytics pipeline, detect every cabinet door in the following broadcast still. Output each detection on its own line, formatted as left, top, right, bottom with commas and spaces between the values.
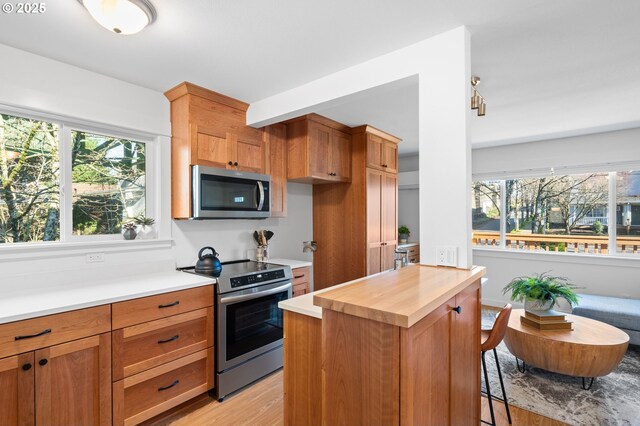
308, 121, 331, 178
401, 298, 453, 425
367, 244, 382, 276
0, 353, 34, 426
382, 141, 398, 174
329, 129, 351, 181
451, 281, 481, 425
35, 333, 111, 426
366, 134, 384, 170
382, 172, 398, 244
195, 127, 233, 169
382, 243, 397, 272
266, 124, 287, 217
236, 136, 265, 173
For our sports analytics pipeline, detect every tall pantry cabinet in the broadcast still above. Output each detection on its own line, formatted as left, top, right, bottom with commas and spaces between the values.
312, 125, 400, 290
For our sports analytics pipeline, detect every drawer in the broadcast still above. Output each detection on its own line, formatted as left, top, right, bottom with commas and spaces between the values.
292, 282, 309, 298
112, 307, 213, 381
112, 285, 213, 329
404, 245, 420, 255
0, 305, 111, 359
292, 267, 311, 286
113, 348, 213, 426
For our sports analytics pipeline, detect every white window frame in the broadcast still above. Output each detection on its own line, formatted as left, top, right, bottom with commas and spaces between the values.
473, 164, 640, 259
0, 104, 169, 256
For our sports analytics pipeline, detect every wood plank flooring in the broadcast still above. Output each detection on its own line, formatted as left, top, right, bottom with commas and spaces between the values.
146, 370, 565, 426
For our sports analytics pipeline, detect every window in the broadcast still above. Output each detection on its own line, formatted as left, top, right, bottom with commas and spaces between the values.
473, 171, 639, 256
1, 112, 151, 244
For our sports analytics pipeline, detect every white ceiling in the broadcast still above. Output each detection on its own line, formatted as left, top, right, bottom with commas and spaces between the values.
1, 0, 639, 154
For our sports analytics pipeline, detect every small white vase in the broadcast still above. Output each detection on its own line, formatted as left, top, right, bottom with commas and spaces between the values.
524, 298, 554, 312
136, 225, 156, 240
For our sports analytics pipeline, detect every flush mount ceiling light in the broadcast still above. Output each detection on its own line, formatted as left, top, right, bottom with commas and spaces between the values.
77, 0, 156, 35
470, 75, 486, 117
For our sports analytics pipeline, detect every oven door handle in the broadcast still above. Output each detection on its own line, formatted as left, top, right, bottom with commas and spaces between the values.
256, 181, 265, 211
220, 282, 291, 304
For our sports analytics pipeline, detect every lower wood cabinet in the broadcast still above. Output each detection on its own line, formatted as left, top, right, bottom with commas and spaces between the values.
291, 266, 311, 297
0, 333, 112, 426
113, 348, 214, 426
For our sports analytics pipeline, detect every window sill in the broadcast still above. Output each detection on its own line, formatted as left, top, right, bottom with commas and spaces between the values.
473, 247, 640, 268
0, 239, 173, 262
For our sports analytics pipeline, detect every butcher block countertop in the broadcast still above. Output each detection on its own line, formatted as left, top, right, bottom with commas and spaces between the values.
313, 264, 486, 328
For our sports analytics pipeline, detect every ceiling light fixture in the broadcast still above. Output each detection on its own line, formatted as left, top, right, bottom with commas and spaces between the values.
470, 76, 486, 117
77, 0, 156, 35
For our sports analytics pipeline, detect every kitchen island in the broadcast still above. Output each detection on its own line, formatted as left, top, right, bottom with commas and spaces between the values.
279, 264, 485, 426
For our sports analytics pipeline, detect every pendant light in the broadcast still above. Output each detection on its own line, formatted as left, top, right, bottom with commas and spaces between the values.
78, 0, 156, 35
470, 75, 486, 117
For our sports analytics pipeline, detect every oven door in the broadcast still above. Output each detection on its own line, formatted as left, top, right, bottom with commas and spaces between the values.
217, 280, 291, 371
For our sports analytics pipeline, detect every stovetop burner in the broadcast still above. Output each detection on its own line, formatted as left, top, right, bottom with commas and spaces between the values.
180, 259, 292, 294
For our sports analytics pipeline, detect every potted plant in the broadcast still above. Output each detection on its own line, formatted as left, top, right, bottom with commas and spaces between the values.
134, 215, 156, 240
122, 222, 137, 240
398, 225, 410, 244
502, 271, 580, 312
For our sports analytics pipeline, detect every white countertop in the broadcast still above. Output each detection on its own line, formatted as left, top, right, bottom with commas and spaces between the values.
268, 258, 313, 269
279, 271, 488, 320
0, 270, 215, 325
397, 242, 419, 248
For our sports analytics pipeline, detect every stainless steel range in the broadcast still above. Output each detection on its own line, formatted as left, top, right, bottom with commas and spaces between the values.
181, 259, 292, 401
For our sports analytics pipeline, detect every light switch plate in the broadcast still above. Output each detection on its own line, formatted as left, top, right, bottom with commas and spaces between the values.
436, 246, 457, 267
86, 253, 105, 263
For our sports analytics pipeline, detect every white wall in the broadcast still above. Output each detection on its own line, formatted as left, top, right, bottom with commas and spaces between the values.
472, 129, 640, 306
0, 44, 314, 282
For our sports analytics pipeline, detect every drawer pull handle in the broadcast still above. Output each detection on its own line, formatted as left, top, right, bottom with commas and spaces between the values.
158, 335, 180, 344
294, 275, 305, 279
452, 306, 462, 315
158, 301, 180, 309
158, 380, 179, 391
39, 359, 48, 366
15, 329, 51, 341
22, 363, 32, 371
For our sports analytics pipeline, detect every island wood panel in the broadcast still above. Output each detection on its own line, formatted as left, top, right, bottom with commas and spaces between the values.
283, 311, 322, 426
314, 265, 486, 328
112, 286, 213, 330
451, 281, 481, 425
0, 352, 34, 426
400, 299, 453, 425
264, 123, 288, 217
322, 309, 400, 426
0, 305, 111, 359
112, 307, 213, 381
35, 333, 111, 426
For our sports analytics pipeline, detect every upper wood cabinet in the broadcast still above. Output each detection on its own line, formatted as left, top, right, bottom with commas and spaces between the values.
165, 82, 266, 218
264, 123, 288, 218
354, 125, 400, 174
286, 114, 352, 184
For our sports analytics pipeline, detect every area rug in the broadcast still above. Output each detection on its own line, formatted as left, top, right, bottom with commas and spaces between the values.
481, 310, 640, 426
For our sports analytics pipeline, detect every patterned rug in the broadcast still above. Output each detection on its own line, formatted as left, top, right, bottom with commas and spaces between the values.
482, 310, 640, 426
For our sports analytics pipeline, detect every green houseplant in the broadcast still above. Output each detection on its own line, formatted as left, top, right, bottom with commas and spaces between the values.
398, 225, 410, 243
133, 215, 156, 240
502, 272, 579, 311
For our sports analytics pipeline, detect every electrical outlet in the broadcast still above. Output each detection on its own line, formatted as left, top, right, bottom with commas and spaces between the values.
86, 253, 105, 263
436, 246, 457, 267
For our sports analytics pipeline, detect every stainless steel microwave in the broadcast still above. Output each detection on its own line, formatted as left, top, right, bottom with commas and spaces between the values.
192, 166, 270, 219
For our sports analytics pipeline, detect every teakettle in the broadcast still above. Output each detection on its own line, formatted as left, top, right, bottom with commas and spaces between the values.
195, 246, 222, 276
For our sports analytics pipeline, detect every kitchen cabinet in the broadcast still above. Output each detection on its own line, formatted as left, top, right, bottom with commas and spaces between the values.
365, 129, 400, 174
400, 244, 420, 263
165, 82, 266, 219
0, 306, 112, 426
286, 114, 352, 184
313, 125, 401, 290
264, 123, 288, 217
291, 266, 311, 297
111, 285, 214, 426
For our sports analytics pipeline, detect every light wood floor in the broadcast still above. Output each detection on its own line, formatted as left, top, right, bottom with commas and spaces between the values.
147, 370, 566, 426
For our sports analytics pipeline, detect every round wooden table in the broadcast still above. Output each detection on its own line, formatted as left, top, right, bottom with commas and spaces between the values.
503, 309, 629, 388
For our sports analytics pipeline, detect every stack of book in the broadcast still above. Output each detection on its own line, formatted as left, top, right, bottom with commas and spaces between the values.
520, 309, 573, 330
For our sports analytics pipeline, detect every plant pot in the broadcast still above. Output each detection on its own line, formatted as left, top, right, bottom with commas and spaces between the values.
123, 228, 137, 240
399, 233, 409, 244
137, 225, 156, 240
524, 298, 554, 312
